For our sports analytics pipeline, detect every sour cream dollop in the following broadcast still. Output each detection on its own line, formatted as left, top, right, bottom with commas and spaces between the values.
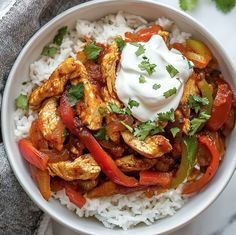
116, 35, 193, 122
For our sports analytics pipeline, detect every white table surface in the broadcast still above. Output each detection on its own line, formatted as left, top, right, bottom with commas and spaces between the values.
1, 0, 236, 234
52, 1, 236, 234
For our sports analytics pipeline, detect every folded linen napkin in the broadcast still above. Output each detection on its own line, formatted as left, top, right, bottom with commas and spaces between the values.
0, 1, 89, 234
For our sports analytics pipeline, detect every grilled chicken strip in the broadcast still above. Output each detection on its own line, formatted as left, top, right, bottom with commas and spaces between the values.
121, 131, 172, 158
48, 154, 101, 181
29, 58, 87, 110
101, 42, 122, 107
38, 98, 65, 151
115, 154, 157, 172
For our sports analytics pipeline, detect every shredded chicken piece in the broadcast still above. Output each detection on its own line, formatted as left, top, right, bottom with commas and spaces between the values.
121, 131, 172, 158
38, 98, 65, 151
48, 154, 101, 181
115, 154, 157, 172
29, 58, 87, 110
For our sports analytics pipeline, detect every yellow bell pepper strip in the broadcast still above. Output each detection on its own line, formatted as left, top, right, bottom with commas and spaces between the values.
171, 136, 198, 188
182, 134, 220, 195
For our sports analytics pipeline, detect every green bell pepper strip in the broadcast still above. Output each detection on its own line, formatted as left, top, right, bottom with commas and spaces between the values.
171, 136, 198, 188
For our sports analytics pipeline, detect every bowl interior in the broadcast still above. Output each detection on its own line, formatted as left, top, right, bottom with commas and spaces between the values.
2, 0, 236, 234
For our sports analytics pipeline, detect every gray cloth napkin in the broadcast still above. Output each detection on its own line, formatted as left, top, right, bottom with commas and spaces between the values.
0, 1, 90, 234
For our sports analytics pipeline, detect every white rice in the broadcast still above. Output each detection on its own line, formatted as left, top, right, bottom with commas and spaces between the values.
14, 12, 191, 230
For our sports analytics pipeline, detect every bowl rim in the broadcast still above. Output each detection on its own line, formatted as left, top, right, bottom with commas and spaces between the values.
2, 0, 236, 234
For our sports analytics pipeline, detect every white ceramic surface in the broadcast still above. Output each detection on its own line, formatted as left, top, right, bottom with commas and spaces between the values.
2, 1, 236, 235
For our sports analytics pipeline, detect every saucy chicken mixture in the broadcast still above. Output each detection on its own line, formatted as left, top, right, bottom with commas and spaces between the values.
17, 23, 235, 209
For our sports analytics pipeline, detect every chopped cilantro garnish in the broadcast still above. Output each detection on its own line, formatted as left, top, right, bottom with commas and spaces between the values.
115, 37, 126, 51
134, 121, 164, 141
131, 43, 146, 56
41, 45, 57, 57
128, 98, 139, 108
166, 64, 179, 78
98, 107, 106, 115
163, 87, 177, 98
125, 107, 132, 116
15, 94, 28, 111
139, 75, 146, 83
152, 83, 161, 90
94, 127, 108, 140
68, 83, 84, 106
188, 95, 209, 113
83, 42, 102, 60
214, 0, 236, 13
179, 0, 198, 11
170, 127, 180, 138
158, 109, 175, 122
108, 102, 124, 114
138, 58, 156, 75
53, 26, 68, 46
189, 111, 211, 136
121, 121, 134, 133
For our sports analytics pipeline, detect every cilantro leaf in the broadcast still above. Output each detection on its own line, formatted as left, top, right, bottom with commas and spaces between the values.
179, 0, 198, 11
158, 109, 175, 122
121, 121, 134, 133
166, 64, 179, 78
15, 94, 28, 111
214, 0, 236, 13
189, 111, 211, 136
188, 95, 209, 113
125, 107, 132, 116
68, 83, 84, 106
41, 45, 57, 57
163, 87, 177, 98
83, 42, 102, 60
128, 98, 139, 108
94, 127, 108, 140
152, 83, 161, 90
138, 58, 157, 75
108, 103, 124, 114
131, 43, 146, 56
139, 75, 146, 83
134, 121, 164, 141
170, 127, 180, 138
115, 37, 126, 51
53, 26, 68, 46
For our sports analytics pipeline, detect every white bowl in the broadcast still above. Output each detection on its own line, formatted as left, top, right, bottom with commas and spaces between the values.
2, 0, 236, 234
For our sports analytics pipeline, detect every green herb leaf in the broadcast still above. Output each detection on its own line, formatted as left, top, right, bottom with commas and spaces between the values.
214, 0, 236, 13
131, 43, 146, 56
152, 83, 161, 90
170, 127, 180, 138
121, 121, 134, 133
134, 121, 164, 141
189, 110, 211, 136
128, 98, 139, 109
15, 94, 28, 111
53, 26, 68, 46
163, 87, 177, 98
83, 42, 102, 60
158, 109, 175, 122
41, 45, 58, 57
115, 37, 126, 51
179, 0, 198, 11
94, 127, 108, 140
139, 75, 146, 83
166, 64, 179, 78
108, 102, 124, 114
68, 83, 84, 106
98, 107, 106, 116
125, 107, 132, 116
188, 95, 209, 113
138, 58, 156, 75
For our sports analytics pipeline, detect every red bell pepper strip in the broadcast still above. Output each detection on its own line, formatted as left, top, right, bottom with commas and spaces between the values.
65, 184, 86, 208
207, 82, 233, 131
30, 164, 51, 200
18, 138, 49, 170
139, 171, 172, 188
78, 129, 138, 187
182, 135, 220, 195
